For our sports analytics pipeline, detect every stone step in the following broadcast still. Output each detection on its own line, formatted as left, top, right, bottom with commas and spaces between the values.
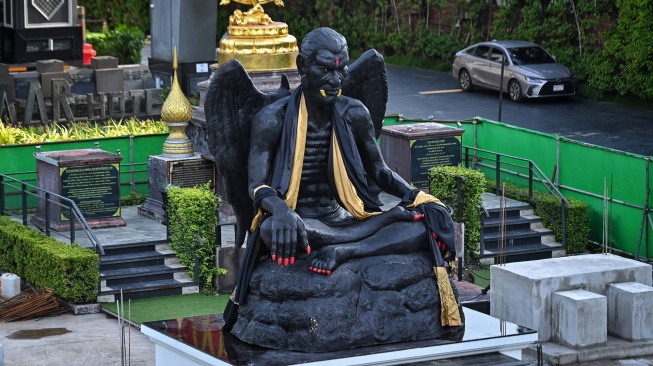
100, 264, 190, 286
98, 278, 198, 302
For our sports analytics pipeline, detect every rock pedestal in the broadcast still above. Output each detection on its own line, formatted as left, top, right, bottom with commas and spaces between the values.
231, 252, 465, 353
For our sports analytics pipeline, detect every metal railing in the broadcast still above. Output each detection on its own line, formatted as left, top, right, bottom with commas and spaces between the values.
0, 174, 105, 255
462, 146, 570, 251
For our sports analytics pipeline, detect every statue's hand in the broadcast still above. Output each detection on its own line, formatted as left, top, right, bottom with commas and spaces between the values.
268, 207, 310, 266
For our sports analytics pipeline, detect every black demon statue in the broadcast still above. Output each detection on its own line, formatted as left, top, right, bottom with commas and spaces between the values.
205, 27, 464, 353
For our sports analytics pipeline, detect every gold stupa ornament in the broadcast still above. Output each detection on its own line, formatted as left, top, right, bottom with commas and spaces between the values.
161, 47, 194, 158
218, 0, 298, 71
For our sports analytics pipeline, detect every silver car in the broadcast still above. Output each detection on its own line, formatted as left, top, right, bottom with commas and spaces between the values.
452, 40, 576, 102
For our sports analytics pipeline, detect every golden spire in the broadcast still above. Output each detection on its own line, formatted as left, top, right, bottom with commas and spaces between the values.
161, 46, 194, 158
161, 47, 193, 123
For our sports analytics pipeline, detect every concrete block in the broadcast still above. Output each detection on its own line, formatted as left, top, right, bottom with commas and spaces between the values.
490, 254, 652, 342
607, 281, 653, 341
95, 68, 124, 93
91, 56, 119, 70
36, 59, 64, 73
40, 72, 72, 98
552, 289, 607, 348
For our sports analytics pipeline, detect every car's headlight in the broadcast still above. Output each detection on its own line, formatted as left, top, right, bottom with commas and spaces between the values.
524, 75, 544, 82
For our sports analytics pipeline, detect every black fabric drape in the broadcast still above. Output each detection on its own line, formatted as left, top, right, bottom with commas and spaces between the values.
400, 189, 456, 267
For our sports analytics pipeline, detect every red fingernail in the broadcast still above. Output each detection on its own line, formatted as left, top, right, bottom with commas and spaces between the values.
278, 258, 283, 265
306, 245, 311, 255
290, 257, 295, 265
421, 214, 425, 218
272, 254, 276, 261
284, 258, 289, 266
326, 270, 331, 276
413, 214, 421, 221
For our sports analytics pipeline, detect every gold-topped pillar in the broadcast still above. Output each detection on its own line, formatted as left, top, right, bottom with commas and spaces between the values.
161, 47, 194, 158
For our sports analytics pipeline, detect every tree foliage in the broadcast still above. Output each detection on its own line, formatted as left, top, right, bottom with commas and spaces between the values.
86, 0, 651, 100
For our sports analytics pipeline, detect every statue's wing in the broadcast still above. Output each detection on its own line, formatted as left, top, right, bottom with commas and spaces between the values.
205, 59, 290, 247
342, 49, 388, 139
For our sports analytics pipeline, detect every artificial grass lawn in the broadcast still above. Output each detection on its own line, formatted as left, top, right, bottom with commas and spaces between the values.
471, 266, 491, 289
102, 293, 230, 325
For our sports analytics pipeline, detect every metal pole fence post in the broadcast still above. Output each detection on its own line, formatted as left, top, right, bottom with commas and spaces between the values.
21, 183, 27, 225
45, 192, 51, 237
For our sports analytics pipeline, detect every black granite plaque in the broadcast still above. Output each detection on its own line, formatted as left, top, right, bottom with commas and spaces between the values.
60, 164, 121, 220
410, 137, 461, 188
169, 158, 215, 189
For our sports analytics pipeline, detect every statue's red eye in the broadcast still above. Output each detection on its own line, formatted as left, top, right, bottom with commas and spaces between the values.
323, 68, 328, 73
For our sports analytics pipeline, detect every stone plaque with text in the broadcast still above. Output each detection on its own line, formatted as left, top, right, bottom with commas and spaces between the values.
169, 158, 215, 189
410, 137, 461, 189
60, 164, 121, 220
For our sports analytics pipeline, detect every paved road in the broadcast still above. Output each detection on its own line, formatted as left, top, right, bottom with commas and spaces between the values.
385, 65, 653, 157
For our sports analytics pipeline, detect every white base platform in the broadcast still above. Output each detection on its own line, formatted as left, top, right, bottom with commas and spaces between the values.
141, 307, 537, 366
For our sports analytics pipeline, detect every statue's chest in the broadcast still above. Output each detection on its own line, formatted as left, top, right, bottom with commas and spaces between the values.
302, 122, 332, 170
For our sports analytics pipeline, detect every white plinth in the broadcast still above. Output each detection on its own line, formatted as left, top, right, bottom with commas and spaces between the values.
490, 254, 652, 342
552, 289, 607, 348
141, 307, 538, 366
607, 282, 653, 341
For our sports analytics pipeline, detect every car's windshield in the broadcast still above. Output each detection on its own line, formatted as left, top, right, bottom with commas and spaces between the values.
507, 46, 555, 65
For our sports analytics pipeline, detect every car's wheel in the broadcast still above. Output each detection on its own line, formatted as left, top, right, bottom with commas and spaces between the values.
508, 80, 525, 102
459, 70, 474, 92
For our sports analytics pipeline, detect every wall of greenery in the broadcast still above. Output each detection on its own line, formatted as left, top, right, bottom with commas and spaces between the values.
166, 183, 226, 293
0, 216, 99, 303
81, 0, 651, 100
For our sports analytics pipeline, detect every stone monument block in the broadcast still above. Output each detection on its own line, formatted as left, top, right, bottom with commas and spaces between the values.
138, 153, 216, 222
215, 243, 244, 294
552, 289, 607, 348
607, 281, 653, 341
381, 122, 464, 191
490, 254, 652, 342
32, 149, 126, 231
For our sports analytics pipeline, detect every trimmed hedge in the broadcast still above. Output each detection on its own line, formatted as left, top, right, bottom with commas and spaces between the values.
0, 216, 99, 303
167, 183, 226, 293
429, 165, 486, 258
497, 181, 590, 254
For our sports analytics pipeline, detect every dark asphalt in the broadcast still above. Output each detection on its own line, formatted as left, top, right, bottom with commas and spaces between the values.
385, 65, 653, 157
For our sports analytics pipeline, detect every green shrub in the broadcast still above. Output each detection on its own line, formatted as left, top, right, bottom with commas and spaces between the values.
429, 165, 486, 258
166, 183, 226, 293
121, 191, 147, 206
496, 181, 590, 254
87, 25, 145, 65
0, 216, 99, 303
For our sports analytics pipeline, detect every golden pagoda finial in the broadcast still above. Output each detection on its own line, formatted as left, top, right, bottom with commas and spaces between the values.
161, 46, 194, 157
220, 0, 284, 25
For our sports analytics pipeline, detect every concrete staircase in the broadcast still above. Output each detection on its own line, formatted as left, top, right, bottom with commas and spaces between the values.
479, 192, 565, 265
97, 240, 198, 302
